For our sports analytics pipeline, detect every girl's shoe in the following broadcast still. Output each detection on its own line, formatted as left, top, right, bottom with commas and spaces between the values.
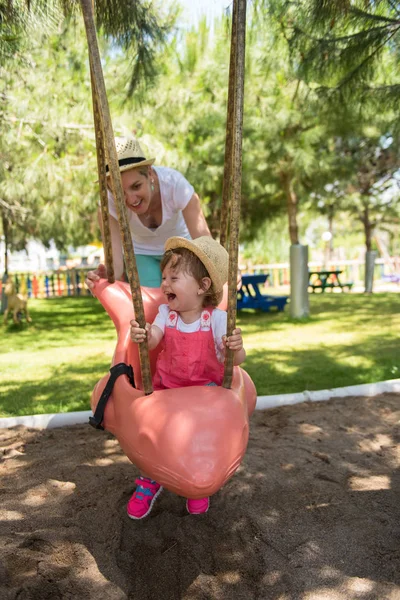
127, 477, 163, 520
186, 497, 210, 514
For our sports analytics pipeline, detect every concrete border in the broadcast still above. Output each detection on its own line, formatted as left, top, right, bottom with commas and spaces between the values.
1, 379, 399, 430
256, 378, 400, 410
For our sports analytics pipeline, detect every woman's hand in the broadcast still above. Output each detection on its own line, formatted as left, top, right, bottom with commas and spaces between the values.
130, 320, 150, 344
85, 263, 107, 292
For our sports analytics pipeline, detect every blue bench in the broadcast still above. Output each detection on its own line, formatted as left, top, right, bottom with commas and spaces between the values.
237, 274, 288, 312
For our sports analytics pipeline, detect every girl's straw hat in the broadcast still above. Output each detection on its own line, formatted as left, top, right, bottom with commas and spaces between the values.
165, 236, 229, 294
106, 136, 155, 176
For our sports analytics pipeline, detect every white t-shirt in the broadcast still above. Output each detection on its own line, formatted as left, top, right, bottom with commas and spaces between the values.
154, 304, 227, 363
107, 166, 194, 255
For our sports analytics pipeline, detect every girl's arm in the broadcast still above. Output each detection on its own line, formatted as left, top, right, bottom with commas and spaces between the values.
182, 193, 211, 238
130, 320, 164, 350
224, 328, 246, 366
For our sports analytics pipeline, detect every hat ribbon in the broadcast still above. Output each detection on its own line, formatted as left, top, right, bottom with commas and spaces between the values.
106, 156, 146, 173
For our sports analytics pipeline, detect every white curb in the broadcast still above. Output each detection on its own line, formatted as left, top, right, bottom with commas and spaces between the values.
0, 411, 93, 430
256, 378, 400, 410
0, 379, 399, 430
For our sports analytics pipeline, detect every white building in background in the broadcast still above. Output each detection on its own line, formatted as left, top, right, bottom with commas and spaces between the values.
0, 238, 102, 273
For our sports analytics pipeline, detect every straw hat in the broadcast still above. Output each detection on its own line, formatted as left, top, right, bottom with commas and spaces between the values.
105, 136, 155, 176
165, 236, 229, 294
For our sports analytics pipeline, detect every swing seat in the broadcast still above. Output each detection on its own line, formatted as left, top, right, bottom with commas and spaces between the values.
90, 279, 257, 499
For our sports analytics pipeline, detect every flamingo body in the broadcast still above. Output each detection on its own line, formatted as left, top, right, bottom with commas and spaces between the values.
91, 280, 256, 498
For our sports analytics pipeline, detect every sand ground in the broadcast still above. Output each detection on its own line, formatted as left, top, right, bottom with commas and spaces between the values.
1, 393, 399, 600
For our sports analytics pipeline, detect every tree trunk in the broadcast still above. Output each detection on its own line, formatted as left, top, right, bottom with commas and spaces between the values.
1, 212, 9, 315
208, 191, 221, 239
1, 213, 9, 275
362, 205, 374, 252
280, 171, 299, 244
327, 205, 334, 261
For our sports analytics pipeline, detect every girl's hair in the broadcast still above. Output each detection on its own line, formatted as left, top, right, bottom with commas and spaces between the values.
160, 248, 219, 307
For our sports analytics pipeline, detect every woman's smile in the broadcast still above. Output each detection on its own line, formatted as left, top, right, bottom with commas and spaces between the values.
129, 197, 144, 210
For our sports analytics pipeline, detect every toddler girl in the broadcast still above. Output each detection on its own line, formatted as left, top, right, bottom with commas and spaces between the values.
128, 236, 246, 519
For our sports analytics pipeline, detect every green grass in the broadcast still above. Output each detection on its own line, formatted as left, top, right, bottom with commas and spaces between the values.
1, 297, 116, 417
241, 292, 400, 396
1, 292, 399, 417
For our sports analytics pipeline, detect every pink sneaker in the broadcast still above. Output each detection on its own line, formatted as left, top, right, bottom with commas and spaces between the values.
127, 477, 162, 520
186, 497, 210, 514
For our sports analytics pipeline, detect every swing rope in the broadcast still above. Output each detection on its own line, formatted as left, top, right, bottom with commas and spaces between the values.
222, 0, 247, 389
80, 0, 153, 394
90, 68, 115, 284
219, 0, 239, 251
80, 0, 247, 392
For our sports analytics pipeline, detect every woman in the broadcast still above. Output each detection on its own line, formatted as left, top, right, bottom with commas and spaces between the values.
86, 136, 211, 289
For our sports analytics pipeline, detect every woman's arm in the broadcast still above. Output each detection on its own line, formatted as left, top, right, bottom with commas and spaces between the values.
182, 193, 211, 238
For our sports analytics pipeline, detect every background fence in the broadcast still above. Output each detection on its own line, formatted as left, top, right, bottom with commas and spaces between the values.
1, 257, 399, 300
1, 269, 92, 299
240, 257, 398, 288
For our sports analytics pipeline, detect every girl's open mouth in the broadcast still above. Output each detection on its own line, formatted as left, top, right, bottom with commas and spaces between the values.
166, 293, 176, 301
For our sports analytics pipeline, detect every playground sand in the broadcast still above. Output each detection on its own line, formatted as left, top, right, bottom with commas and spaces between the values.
1, 393, 399, 600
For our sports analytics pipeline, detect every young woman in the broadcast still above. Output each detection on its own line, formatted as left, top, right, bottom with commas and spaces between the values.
86, 136, 211, 289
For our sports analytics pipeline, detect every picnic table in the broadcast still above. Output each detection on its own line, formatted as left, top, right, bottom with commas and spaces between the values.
308, 269, 353, 293
237, 273, 288, 312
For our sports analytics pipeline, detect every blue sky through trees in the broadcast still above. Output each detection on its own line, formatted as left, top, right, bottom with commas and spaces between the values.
178, 0, 230, 25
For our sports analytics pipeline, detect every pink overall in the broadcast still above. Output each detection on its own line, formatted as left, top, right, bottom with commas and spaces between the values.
153, 308, 225, 390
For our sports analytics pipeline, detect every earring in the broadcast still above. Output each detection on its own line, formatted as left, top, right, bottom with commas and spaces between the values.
151, 178, 155, 192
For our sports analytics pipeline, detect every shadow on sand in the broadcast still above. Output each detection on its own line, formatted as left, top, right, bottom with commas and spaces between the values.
1, 392, 399, 600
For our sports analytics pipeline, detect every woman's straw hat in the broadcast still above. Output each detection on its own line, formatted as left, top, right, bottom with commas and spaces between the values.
106, 136, 155, 176
165, 236, 229, 294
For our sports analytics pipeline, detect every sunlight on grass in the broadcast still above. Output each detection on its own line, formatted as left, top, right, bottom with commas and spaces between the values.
1, 292, 399, 416
238, 292, 400, 396
1, 297, 116, 417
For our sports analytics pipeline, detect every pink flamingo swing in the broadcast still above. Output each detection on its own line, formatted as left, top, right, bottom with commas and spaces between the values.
81, 0, 256, 500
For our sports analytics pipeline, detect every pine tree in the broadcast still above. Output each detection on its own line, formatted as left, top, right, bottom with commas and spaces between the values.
0, 0, 174, 93
289, 0, 400, 112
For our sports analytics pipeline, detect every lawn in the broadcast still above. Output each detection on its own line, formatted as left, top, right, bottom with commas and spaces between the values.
1, 292, 399, 417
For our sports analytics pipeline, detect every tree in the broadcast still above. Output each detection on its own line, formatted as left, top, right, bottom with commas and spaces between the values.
336, 133, 400, 251
0, 19, 100, 257
289, 0, 400, 113
1, 0, 174, 93
0, 1, 177, 261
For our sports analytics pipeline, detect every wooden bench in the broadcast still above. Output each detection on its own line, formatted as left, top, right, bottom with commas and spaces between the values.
339, 282, 353, 291
308, 270, 353, 293
309, 282, 354, 292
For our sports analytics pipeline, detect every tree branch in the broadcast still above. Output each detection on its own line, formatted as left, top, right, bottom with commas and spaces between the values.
337, 27, 399, 89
